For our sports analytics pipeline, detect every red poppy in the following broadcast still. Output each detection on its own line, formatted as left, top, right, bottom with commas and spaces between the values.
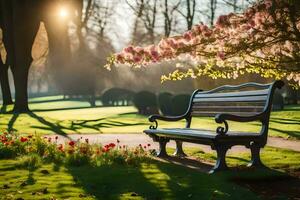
1, 136, 8, 143
102, 147, 109, 153
109, 143, 116, 148
20, 137, 28, 143
58, 144, 64, 151
69, 141, 75, 147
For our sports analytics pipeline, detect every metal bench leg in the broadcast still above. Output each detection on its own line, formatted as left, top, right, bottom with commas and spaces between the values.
248, 143, 265, 168
210, 145, 229, 174
157, 138, 168, 157
174, 141, 187, 157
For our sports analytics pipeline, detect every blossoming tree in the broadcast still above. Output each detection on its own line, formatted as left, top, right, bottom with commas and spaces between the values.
106, 0, 300, 87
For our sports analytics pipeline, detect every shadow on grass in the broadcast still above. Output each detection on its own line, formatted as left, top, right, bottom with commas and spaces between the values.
65, 156, 300, 200
7, 113, 19, 132
27, 112, 70, 138
25, 112, 147, 135
269, 127, 300, 139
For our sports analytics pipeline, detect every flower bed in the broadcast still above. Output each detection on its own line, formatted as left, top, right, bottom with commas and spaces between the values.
0, 132, 152, 169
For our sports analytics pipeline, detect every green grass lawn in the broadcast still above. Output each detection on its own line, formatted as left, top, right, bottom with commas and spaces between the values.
0, 96, 299, 139
1, 146, 300, 200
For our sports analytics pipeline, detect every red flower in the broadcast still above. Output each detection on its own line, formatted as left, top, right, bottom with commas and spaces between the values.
102, 147, 109, 153
20, 137, 28, 143
58, 144, 64, 151
109, 143, 116, 148
69, 141, 75, 147
1, 136, 8, 143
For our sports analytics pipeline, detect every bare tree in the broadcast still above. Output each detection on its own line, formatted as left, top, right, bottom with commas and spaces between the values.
162, 0, 181, 37
176, 0, 196, 30
127, 0, 158, 44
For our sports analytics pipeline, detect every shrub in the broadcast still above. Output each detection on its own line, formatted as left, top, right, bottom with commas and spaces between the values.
273, 91, 284, 110
101, 88, 135, 106
158, 92, 173, 116
133, 91, 159, 115
171, 94, 191, 116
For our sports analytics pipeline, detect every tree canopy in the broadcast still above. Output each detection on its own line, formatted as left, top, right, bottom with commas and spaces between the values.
106, 0, 300, 87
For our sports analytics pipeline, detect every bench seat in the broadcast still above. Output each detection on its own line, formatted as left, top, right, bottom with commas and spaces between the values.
144, 128, 263, 147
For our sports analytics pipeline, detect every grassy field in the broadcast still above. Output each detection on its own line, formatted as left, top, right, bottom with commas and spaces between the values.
1, 146, 299, 200
0, 96, 299, 139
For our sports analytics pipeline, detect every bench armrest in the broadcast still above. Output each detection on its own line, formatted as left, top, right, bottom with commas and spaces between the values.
214, 113, 265, 135
148, 114, 188, 129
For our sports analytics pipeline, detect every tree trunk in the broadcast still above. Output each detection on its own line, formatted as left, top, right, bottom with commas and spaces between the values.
0, 59, 13, 105
12, 67, 30, 112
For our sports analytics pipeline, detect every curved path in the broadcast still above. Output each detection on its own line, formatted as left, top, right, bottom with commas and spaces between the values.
48, 133, 300, 153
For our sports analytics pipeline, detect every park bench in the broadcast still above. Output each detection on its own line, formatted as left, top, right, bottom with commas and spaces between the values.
144, 81, 284, 173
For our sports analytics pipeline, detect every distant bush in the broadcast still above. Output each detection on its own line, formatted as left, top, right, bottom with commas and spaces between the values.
158, 92, 173, 116
133, 91, 158, 115
102, 88, 135, 106
171, 94, 191, 116
273, 91, 284, 110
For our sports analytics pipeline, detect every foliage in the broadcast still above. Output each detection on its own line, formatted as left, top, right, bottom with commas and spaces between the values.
106, 0, 300, 87
0, 133, 151, 167
171, 94, 191, 116
133, 91, 159, 115
101, 88, 135, 106
273, 91, 284, 110
158, 92, 173, 115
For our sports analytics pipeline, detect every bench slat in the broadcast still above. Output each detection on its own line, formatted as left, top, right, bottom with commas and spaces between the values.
191, 111, 261, 117
192, 105, 265, 113
193, 95, 267, 103
195, 89, 269, 99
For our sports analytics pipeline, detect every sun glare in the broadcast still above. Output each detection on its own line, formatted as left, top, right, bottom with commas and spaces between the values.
59, 7, 69, 18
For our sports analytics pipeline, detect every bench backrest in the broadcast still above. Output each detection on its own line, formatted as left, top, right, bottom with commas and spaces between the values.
185, 81, 284, 134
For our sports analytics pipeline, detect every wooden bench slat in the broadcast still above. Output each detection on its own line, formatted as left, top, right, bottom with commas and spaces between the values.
195, 89, 269, 99
193, 95, 267, 103
191, 111, 261, 117
192, 105, 264, 111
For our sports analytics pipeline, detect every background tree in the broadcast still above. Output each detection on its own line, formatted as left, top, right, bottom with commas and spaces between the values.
107, 0, 300, 88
